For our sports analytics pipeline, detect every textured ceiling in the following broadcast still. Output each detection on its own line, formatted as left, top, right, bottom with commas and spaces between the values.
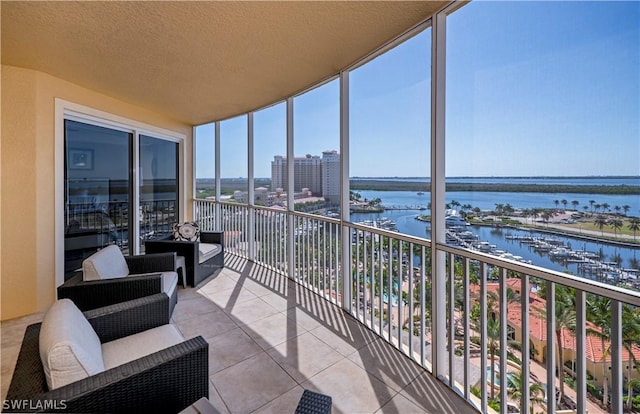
2, 1, 449, 125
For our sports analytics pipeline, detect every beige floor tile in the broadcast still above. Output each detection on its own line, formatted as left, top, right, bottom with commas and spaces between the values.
241, 279, 281, 298
207, 327, 263, 375
247, 268, 292, 296
207, 378, 231, 414
347, 338, 424, 392
400, 371, 479, 414
177, 286, 209, 301
223, 297, 280, 326
198, 274, 242, 294
202, 286, 259, 309
282, 306, 325, 332
259, 292, 297, 312
211, 353, 297, 413
222, 256, 249, 275
175, 310, 238, 341
375, 392, 428, 414
240, 312, 305, 350
300, 358, 397, 414
172, 296, 222, 322
308, 315, 377, 357
266, 331, 343, 383
252, 385, 305, 414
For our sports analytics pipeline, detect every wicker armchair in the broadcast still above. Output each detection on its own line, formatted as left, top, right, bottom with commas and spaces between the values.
3, 294, 208, 413
57, 249, 178, 316
145, 231, 224, 287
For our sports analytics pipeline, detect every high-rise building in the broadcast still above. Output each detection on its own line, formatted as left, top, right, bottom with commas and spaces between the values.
271, 151, 340, 201
321, 150, 340, 203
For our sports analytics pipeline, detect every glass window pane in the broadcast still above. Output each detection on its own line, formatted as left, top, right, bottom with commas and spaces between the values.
139, 135, 178, 243
195, 123, 216, 199
446, 1, 639, 268
349, 29, 432, 231
293, 79, 340, 215
220, 115, 248, 203
64, 120, 131, 279
255, 103, 287, 208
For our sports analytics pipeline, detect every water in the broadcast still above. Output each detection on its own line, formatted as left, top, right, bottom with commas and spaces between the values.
352, 176, 640, 186
355, 190, 640, 214
350, 209, 640, 275
352, 176, 640, 213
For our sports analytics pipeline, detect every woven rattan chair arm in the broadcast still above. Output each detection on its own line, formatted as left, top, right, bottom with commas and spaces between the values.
84, 293, 170, 342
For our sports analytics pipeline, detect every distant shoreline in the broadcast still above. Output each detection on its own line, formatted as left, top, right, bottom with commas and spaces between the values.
194, 177, 640, 195
349, 180, 640, 195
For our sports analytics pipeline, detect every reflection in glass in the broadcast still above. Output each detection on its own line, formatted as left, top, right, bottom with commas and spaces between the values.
64, 120, 131, 279
139, 135, 178, 245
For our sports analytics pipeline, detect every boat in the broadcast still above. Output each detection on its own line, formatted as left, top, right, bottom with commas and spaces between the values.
445, 215, 470, 227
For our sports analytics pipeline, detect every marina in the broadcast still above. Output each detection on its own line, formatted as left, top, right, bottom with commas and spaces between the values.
350, 209, 640, 290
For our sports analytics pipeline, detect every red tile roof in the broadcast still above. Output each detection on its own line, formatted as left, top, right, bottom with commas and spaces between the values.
471, 279, 640, 364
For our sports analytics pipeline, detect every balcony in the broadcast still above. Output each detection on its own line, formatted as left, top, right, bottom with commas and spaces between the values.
197, 200, 640, 413
2, 254, 478, 413
3, 200, 639, 413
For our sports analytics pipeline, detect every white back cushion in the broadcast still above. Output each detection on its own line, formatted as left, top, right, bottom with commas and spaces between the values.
39, 299, 105, 390
82, 244, 129, 281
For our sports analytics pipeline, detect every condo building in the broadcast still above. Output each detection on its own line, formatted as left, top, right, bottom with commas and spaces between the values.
271, 151, 340, 202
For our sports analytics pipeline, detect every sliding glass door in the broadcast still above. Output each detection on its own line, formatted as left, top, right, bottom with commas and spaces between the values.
139, 135, 179, 246
64, 120, 178, 279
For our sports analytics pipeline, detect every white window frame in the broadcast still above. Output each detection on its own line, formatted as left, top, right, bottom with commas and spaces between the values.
54, 98, 187, 288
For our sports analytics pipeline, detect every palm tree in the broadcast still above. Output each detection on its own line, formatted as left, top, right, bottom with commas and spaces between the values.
487, 317, 501, 400
554, 199, 560, 210
506, 371, 546, 414
610, 218, 623, 238
602, 202, 610, 213
614, 205, 621, 215
571, 200, 579, 211
594, 215, 607, 236
561, 199, 568, 210
586, 295, 611, 407
503, 203, 514, 215
541, 211, 551, 226
623, 205, 631, 216
534, 285, 576, 407
582, 205, 589, 215
621, 305, 640, 411
628, 218, 640, 241
488, 286, 521, 307
589, 199, 596, 214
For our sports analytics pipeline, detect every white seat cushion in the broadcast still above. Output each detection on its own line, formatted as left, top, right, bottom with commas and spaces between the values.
198, 243, 221, 264
101, 324, 184, 370
126, 271, 177, 297
39, 299, 105, 390
162, 271, 178, 298
82, 244, 129, 281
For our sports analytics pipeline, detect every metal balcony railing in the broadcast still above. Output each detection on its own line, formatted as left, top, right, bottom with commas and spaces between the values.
195, 199, 640, 414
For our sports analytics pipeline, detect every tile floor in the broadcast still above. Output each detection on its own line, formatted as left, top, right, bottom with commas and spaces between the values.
1, 254, 479, 413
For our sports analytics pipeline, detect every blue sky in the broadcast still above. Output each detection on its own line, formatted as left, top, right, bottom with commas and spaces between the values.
196, 1, 639, 179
